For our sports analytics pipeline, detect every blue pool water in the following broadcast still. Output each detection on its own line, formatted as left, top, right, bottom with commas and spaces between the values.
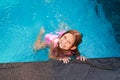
0, 0, 120, 63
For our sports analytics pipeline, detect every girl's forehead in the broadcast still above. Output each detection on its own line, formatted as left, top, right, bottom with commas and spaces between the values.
63, 33, 73, 37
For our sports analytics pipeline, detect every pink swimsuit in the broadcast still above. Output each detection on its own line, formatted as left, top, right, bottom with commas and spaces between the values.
44, 31, 65, 47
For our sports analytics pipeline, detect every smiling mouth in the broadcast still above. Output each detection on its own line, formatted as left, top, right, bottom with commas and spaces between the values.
60, 42, 65, 48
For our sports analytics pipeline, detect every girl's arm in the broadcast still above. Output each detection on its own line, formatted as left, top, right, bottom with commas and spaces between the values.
33, 27, 46, 51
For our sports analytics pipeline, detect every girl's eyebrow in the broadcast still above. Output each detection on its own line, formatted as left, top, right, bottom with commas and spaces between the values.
64, 35, 67, 39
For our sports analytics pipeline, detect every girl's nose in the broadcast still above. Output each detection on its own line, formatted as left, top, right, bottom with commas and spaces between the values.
63, 40, 67, 43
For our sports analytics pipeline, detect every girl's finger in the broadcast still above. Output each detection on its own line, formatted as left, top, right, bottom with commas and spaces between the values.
63, 59, 67, 64
63, 59, 69, 64
66, 59, 69, 63
80, 57, 83, 61
83, 57, 86, 61
65, 59, 68, 64
81, 57, 87, 61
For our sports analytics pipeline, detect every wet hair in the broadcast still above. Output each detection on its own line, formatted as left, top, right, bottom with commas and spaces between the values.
52, 30, 83, 58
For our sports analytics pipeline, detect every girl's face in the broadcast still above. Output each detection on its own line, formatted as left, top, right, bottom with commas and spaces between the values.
59, 33, 75, 50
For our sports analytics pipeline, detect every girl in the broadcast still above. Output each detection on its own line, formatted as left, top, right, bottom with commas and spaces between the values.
33, 27, 86, 63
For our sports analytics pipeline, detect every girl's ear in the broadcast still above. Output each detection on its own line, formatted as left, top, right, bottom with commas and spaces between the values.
70, 46, 76, 50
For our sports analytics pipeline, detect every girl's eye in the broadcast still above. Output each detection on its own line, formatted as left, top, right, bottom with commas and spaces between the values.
64, 36, 66, 39
68, 41, 71, 44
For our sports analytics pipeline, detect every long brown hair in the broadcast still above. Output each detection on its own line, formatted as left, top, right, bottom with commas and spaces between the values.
53, 30, 82, 58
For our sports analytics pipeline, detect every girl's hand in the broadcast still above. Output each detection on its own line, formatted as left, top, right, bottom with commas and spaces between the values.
59, 57, 71, 64
76, 56, 87, 62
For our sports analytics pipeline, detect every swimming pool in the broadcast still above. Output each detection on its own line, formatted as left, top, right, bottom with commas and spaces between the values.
0, 0, 120, 63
